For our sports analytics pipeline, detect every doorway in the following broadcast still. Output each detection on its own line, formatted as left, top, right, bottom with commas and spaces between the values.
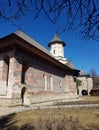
21, 87, 30, 106
21, 87, 26, 105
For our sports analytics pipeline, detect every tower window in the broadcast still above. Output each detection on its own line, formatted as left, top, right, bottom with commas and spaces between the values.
53, 50, 55, 54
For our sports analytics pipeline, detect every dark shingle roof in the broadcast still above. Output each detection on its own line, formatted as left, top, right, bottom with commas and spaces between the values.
66, 61, 76, 70
14, 30, 52, 57
48, 33, 66, 47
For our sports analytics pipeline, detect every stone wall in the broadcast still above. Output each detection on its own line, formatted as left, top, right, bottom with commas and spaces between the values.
0, 47, 77, 100
0, 98, 22, 106
0, 50, 15, 98
12, 48, 77, 98
77, 76, 93, 95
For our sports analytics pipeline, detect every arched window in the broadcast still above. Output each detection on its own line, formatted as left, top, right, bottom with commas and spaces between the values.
4, 56, 10, 86
21, 58, 28, 84
43, 74, 47, 91
50, 76, 53, 91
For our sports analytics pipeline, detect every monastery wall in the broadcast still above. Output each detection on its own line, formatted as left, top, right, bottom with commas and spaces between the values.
12, 48, 76, 98
0, 48, 77, 106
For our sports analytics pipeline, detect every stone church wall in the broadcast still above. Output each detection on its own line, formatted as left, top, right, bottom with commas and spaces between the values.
12, 48, 76, 98
0, 47, 77, 99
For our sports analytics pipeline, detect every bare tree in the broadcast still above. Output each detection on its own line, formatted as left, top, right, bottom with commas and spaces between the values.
0, 0, 99, 41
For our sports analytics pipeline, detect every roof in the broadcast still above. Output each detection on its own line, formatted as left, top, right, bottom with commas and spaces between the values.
66, 61, 77, 70
0, 30, 79, 76
15, 30, 52, 57
79, 70, 90, 77
48, 33, 66, 47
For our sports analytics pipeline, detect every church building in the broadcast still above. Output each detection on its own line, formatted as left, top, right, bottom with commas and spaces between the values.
0, 30, 79, 106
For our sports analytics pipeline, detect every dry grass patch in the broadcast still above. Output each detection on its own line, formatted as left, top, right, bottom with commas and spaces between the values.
0, 107, 99, 130
83, 96, 99, 101
54, 96, 99, 106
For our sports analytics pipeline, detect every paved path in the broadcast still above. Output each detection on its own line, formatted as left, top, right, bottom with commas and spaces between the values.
0, 106, 24, 117
0, 103, 99, 117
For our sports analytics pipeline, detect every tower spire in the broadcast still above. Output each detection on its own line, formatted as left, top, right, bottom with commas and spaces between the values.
48, 33, 67, 64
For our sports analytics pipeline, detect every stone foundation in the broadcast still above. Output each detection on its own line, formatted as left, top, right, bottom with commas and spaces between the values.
0, 98, 22, 107
0, 93, 77, 107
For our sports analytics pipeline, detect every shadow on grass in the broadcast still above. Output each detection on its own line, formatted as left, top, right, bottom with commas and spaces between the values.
0, 113, 83, 130
0, 113, 19, 130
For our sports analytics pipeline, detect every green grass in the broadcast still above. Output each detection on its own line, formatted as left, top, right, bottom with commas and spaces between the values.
0, 107, 99, 130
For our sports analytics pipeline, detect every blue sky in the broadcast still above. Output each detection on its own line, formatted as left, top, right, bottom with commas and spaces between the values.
0, 12, 99, 75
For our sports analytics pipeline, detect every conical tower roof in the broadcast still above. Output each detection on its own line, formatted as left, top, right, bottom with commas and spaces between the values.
48, 33, 66, 47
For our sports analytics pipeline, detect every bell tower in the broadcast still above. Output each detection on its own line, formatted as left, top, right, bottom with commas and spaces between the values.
48, 33, 67, 64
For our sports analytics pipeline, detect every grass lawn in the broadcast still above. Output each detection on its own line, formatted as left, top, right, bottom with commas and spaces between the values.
53, 96, 99, 106
0, 107, 99, 130
82, 96, 99, 101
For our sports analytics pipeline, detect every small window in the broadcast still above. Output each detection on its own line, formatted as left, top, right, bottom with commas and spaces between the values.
53, 50, 55, 54
43, 74, 47, 91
